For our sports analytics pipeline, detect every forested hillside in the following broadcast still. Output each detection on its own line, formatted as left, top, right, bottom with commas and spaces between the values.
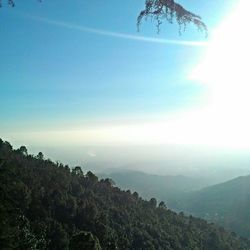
101, 171, 250, 238
0, 139, 249, 250
175, 175, 250, 238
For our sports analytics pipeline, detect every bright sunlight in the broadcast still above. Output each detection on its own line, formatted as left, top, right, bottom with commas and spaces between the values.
189, 0, 250, 149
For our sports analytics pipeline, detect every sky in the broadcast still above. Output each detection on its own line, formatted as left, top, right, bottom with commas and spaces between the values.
1, 0, 249, 177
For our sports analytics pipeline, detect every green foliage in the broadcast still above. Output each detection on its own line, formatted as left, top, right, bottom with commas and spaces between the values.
0, 139, 249, 249
72, 166, 83, 176
36, 152, 44, 160
69, 231, 101, 250
17, 146, 28, 156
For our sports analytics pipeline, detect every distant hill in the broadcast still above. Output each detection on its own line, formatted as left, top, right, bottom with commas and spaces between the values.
99, 168, 250, 238
1, 138, 249, 249
99, 170, 209, 209
176, 175, 250, 238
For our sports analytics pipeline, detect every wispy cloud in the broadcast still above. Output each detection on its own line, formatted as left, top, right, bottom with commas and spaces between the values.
27, 15, 208, 47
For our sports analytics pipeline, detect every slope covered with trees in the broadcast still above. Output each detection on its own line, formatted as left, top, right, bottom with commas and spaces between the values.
100, 171, 250, 238
0, 139, 249, 249
175, 175, 250, 238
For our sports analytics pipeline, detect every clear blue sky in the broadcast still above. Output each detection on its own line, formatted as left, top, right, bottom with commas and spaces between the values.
0, 0, 236, 146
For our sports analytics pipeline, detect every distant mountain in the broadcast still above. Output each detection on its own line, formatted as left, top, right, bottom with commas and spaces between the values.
98, 170, 212, 209
1, 138, 249, 249
176, 175, 250, 238
100, 170, 250, 238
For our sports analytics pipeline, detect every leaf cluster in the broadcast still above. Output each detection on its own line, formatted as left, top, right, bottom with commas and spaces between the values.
137, 0, 207, 35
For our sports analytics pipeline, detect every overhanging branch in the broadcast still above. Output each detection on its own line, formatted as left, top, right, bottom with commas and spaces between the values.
137, 0, 207, 35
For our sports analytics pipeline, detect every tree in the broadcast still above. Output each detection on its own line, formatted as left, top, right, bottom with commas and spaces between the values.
72, 166, 83, 176
46, 220, 69, 250
149, 198, 157, 208
138, 0, 207, 35
18, 146, 28, 156
0, 158, 5, 168
37, 152, 44, 160
158, 201, 167, 209
69, 231, 101, 250
86, 171, 98, 182
133, 191, 139, 200
1, 0, 207, 34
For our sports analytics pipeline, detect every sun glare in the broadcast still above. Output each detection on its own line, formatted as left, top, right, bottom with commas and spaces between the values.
189, 0, 250, 148
4, 1, 250, 150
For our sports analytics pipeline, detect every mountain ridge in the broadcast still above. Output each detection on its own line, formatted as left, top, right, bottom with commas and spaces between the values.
1, 138, 249, 249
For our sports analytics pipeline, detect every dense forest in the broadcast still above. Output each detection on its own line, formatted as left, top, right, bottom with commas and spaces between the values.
0, 139, 250, 250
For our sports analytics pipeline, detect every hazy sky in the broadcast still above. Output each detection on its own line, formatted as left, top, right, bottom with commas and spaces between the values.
2, 0, 249, 175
